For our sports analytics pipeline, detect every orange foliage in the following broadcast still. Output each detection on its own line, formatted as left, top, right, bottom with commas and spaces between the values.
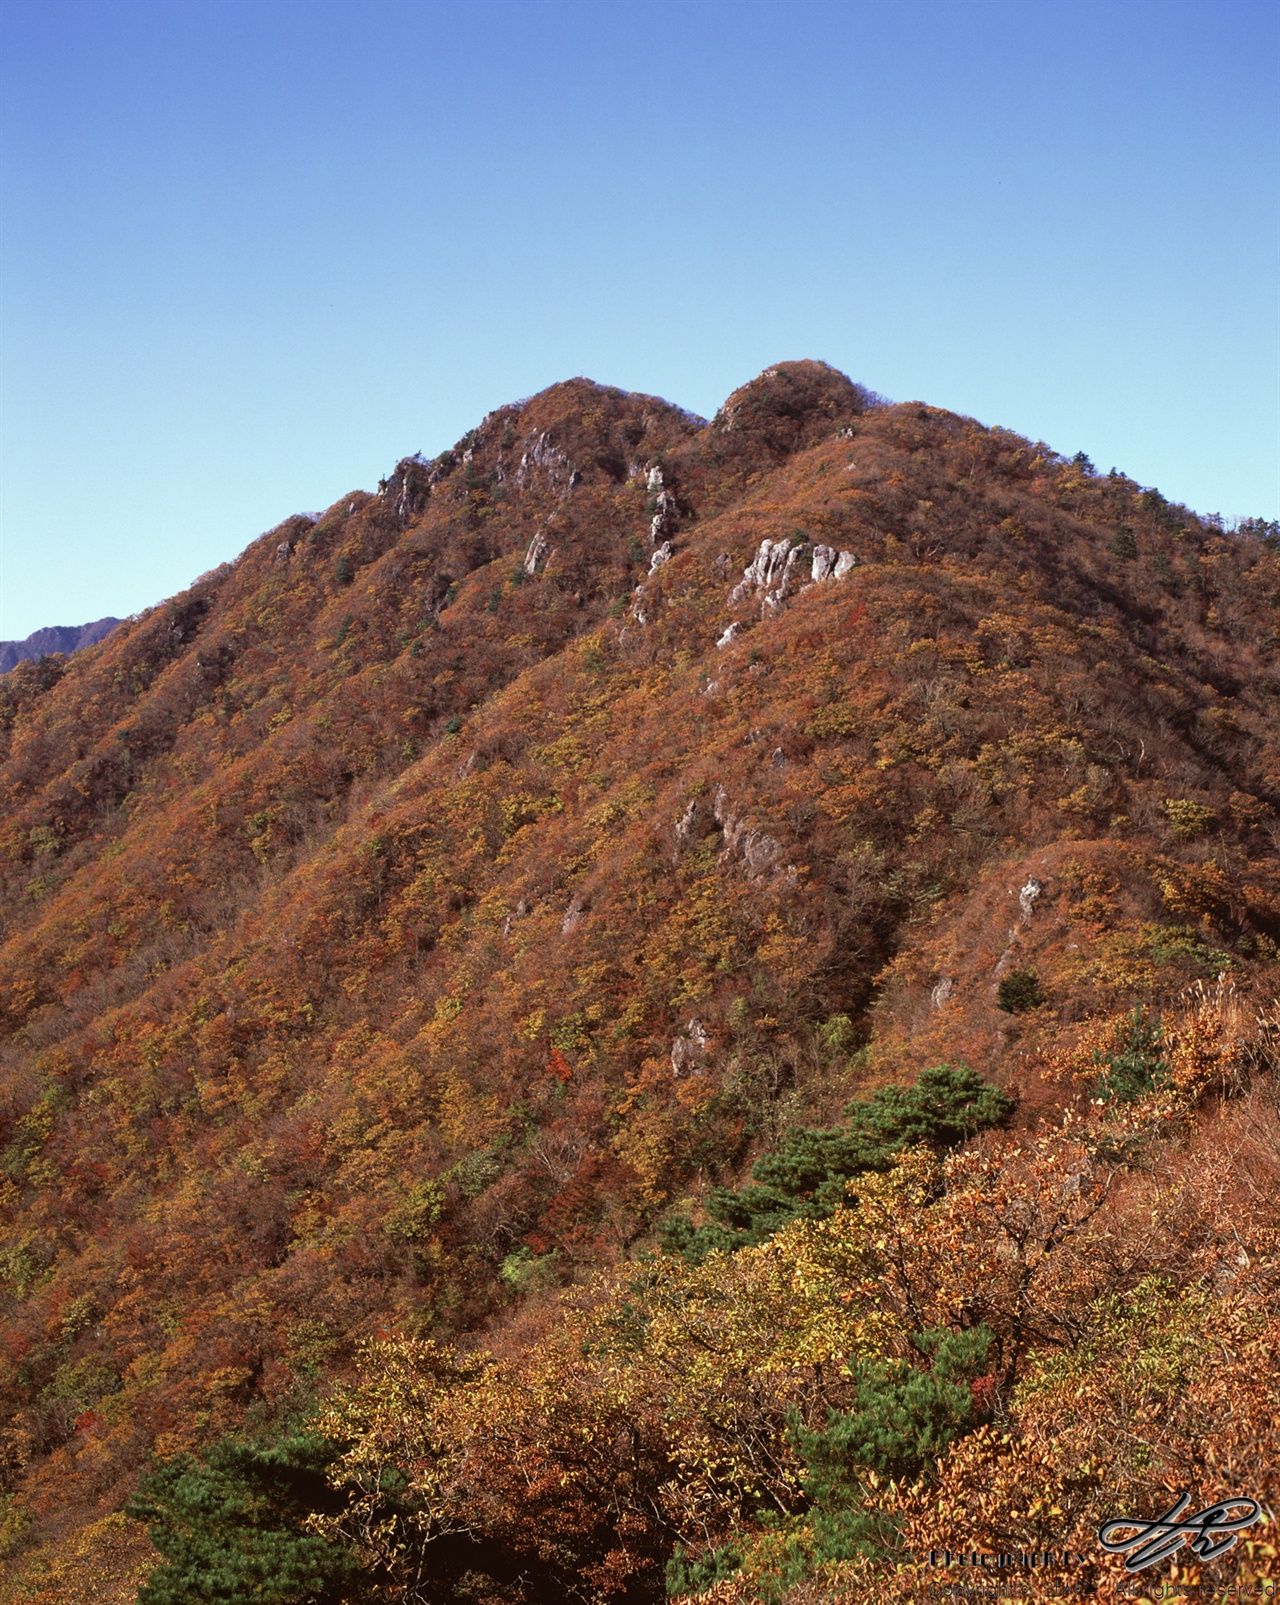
0, 361, 1277, 1592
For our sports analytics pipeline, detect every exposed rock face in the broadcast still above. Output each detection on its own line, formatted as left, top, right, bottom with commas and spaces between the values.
735, 831, 785, 874
728, 538, 804, 611
0, 618, 120, 674
516, 431, 571, 489
713, 786, 784, 876
524, 531, 550, 575
670, 1019, 709, 1076
994, 875, 1048, 976
728, 536, 856, 615
378, 455, 435, 523
644, 464, 679, 545
811, 544, 858, 582
650, 491, 678, 545
650, 541, 673, 572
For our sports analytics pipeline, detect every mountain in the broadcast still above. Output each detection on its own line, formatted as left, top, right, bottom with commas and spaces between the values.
0, 618, 121, 676
0, 363, 1276, 1602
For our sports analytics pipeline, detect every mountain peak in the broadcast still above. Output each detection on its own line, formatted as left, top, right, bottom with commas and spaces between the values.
714, 357, 876, 455
0, 615, 120, 674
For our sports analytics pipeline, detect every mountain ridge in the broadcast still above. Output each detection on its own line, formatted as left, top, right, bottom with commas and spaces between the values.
0, 618, 121, 676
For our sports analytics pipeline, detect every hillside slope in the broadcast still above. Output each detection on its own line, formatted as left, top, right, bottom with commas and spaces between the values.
0, 363, 1276, 1600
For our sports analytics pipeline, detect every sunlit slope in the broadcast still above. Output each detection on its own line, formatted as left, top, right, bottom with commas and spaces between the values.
1, 362, 1277, 1566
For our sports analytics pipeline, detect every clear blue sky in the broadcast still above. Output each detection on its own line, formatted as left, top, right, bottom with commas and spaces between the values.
1, 0, 1276, 639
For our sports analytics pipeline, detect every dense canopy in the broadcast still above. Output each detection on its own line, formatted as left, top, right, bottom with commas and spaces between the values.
0, 362, 1276, 1601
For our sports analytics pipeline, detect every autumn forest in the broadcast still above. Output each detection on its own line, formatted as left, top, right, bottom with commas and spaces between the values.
0, 361, 1276, 1602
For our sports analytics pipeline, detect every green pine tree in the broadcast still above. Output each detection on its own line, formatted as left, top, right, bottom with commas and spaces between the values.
1110, 525, 1138, 560
127, 1433, 361, 1605
661, 1067, 1013, 1261
1095, 1005, 1167, 1103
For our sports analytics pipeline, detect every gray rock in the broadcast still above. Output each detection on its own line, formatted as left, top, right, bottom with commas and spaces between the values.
516, 431, 570, 488
811, 543, 858, 583
524, 531, 550, 575
650, 489, 678, 545
739, 830, 785, 873
670, 1018, 709, 1076
730, 535, 859, 615
811, 544, 838, 582
675, 799, 701, 849
713, 786, 784, 876
728, 538, 795, 606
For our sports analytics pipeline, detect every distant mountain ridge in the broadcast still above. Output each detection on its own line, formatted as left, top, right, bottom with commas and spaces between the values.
0, 616, 120, 673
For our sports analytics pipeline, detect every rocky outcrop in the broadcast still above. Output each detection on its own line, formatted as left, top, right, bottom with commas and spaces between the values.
713, 786, 784, 876
675, 798, 701, 850
728, 538, 804, 612
524, 531, 551, 576
728, 536, 857, 615
647, 465, 679, 546
670, 1019, 709, 1076
377, 455, 436, 523
561, 895, 588, 935
994, 875, 1048, 977
676, 785, 788, 875
810, 544, 858, 583
516, 431, 571, 489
